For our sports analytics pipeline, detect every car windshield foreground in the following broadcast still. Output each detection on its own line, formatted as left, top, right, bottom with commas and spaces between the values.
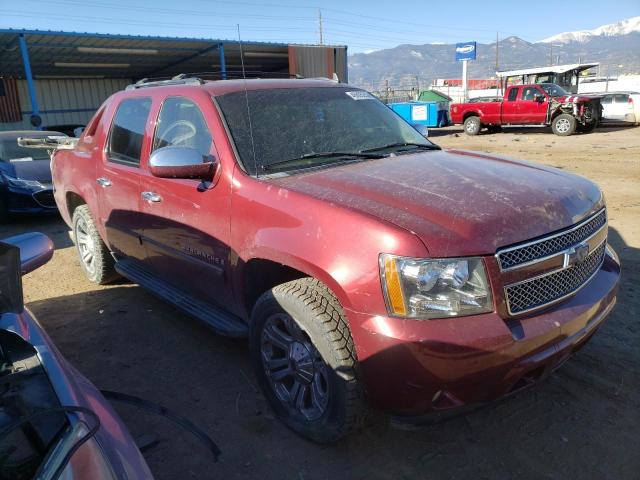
216, 87, 437, 174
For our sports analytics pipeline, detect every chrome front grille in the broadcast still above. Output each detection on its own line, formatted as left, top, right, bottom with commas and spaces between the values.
505, 242, 606, 315
497, 209, 607, 270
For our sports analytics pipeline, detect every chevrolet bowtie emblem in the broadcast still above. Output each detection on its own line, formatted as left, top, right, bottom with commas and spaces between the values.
565, 242, 590, 268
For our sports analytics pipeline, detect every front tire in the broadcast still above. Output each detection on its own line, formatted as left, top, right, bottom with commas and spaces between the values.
463, 116, 481, 135
72, 205, 119, 284
250, 278, 366, 443
551, 113, 577, 136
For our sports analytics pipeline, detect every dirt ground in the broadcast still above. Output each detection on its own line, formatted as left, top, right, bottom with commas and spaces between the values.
3, 125, 639, 479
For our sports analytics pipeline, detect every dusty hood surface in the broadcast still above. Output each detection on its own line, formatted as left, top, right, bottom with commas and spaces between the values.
266, 149, 604, 257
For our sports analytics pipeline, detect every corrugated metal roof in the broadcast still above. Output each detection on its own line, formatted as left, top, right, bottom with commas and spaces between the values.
0, 28, 345, 80
497, 63, 600, 77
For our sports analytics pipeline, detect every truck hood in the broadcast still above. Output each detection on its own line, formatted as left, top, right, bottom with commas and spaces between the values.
266, 149, 604, 256
554, 94, 601, 103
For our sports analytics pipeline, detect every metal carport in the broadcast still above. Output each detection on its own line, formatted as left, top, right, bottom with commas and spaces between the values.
0, 29, 347, 130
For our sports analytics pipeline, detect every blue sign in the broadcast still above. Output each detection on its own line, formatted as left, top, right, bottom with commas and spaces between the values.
455, 42, 477, 61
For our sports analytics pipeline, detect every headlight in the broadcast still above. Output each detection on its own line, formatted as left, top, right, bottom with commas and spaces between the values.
10, 178, 44, 189
1, 173, 43, 189
379, 254, 493, 319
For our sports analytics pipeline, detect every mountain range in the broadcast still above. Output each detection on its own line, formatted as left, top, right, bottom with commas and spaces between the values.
348, 17, 640, 90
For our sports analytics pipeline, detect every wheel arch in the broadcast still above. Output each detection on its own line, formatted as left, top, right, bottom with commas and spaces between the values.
462, 111, 480, 122
238, 254, 353, 321
66, 191, 86, 220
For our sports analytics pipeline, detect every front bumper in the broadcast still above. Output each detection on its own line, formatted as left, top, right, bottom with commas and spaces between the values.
3, 186, 58, 215
346, 248, 620, 420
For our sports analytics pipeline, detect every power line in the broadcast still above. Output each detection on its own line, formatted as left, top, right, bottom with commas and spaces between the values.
17, 0, 316, 22
1, 12, 318, 39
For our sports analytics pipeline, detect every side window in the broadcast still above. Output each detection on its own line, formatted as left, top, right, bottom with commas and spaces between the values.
507, 88, 519, 102
106, 97, 151, 166
601, 95, 613, 105
521, 87, 540, 101
613, 94, 628, 104
152, 97, 212, 161
84, 106, 105, 138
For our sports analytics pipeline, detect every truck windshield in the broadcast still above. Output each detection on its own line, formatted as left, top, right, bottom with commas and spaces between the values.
540, 84, 569, 97
215, 87, 436, 175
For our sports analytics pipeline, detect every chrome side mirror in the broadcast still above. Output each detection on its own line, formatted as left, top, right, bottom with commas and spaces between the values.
149, 146, 218, 182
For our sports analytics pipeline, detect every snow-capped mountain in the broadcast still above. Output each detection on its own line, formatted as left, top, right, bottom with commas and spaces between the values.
538, 16, 640, 44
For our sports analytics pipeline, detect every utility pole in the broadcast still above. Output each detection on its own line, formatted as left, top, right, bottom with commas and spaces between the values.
318, 9, 323, 45
495, 32, 499, 72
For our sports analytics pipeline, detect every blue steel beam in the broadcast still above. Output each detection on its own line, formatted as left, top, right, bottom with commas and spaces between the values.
219, 43, 226, 80
18, 34, 41, 130
142, 44, 222, 78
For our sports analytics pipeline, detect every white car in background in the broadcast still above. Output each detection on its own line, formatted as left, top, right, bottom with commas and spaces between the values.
599, 92, 640, 125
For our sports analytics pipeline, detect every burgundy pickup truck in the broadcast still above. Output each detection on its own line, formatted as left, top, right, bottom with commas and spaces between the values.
450, 83, 602, 136
23, 77, 619, 442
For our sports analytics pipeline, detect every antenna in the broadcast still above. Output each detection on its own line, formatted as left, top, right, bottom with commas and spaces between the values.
237, 24, 259, 177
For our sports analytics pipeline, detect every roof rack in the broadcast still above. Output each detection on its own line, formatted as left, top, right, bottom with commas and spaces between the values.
125, 74, 205, 90
125, 71, 338, 90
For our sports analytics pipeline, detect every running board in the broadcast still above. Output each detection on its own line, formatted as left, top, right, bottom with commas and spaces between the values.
115, 259, 248, 338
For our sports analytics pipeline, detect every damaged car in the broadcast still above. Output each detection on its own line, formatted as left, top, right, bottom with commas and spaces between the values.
0, 232, 153, 479
450, 83, 603, 135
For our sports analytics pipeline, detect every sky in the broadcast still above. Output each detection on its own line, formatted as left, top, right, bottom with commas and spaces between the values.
1, 0, 639, 53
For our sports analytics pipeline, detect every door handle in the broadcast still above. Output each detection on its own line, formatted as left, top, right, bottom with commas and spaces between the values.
141, 191, 162, 203
96, 177, 112, 187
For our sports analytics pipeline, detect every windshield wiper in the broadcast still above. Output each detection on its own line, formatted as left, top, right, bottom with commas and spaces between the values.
360, 142, 441, 153
262, 151, 384, 172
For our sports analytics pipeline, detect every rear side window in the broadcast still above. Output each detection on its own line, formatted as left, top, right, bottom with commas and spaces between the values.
613, 94, 628, 104
507, 88, 519, 101
107, 97, 151, 166
152, 97, 212, 160
84, 106, 105, 137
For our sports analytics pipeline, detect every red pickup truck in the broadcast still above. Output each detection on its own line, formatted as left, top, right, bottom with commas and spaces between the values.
450, 83, 602, 136
22, 77, 619, 442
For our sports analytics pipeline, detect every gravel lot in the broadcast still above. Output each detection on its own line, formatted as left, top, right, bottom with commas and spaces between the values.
3, 125, 639, 479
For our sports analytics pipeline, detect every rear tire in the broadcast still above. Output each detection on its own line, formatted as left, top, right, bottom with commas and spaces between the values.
72, 205, 119, 284
250, 278, 366, 443
463, 116, 481, 135
551, 114, 577, 136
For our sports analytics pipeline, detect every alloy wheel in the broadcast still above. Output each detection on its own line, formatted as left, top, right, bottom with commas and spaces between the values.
556, 118, 571, 133
75, 217, 96, 275
260, 313, 330, 421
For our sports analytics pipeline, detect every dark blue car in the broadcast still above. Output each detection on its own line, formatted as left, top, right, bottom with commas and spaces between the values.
0, 130, 62, 222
